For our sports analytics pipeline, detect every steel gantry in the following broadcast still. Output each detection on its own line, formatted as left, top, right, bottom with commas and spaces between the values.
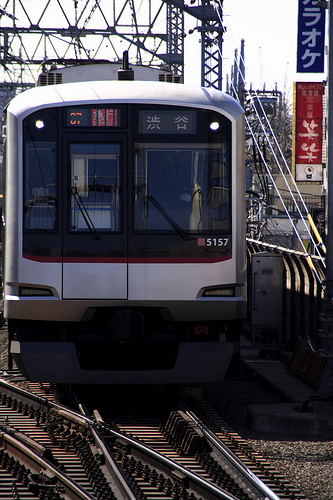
0, 0, 224, 103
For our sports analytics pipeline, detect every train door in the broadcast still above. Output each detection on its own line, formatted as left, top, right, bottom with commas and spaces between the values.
62, 133, 127, 299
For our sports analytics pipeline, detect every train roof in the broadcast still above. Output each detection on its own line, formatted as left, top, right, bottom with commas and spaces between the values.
7, 80, 244, 121
36, 62, 181, 85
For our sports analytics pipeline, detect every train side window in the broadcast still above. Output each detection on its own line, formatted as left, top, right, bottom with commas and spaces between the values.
24, 141, 57, 232
69, 143, 122, 233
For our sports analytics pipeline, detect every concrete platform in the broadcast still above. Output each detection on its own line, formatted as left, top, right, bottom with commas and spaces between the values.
242, 354, 316, 403
241, 348, 333, 438
247, 402, 333, 439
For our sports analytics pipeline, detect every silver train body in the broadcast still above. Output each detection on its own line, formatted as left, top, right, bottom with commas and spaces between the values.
2, 69, 246, 384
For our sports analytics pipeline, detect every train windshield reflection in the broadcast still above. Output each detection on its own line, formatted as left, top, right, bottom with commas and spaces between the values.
134, 144, 231, 234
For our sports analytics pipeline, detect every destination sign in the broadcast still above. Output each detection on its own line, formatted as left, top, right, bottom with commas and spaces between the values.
139, 110, 196, 134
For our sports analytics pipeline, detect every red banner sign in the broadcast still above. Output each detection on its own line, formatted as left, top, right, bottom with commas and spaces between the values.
295, 82, 324, 182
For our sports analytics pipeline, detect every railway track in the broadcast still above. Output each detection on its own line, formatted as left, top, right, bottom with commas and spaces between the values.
0, 378, 309, 500
0, 379, 135, 499
96, 395, 308, 500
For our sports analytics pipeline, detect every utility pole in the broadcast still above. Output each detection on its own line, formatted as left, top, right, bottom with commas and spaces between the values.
323, 0, 333, 347
238, 39, 245, 108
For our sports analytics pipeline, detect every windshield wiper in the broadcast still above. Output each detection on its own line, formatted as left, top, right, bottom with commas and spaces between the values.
71, 186, 101, 241
147, 195, 189, 241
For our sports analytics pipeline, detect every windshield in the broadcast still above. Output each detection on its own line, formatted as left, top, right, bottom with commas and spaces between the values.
133, 104, 231, 235
134, 143, 231, 234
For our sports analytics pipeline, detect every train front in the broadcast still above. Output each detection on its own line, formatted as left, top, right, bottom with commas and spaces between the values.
2, 80, 247, 384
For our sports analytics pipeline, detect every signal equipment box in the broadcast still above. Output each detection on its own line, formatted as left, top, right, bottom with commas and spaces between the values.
251, 252, 283, 349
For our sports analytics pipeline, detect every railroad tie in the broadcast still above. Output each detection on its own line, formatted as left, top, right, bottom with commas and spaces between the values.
162, 410, 208, 455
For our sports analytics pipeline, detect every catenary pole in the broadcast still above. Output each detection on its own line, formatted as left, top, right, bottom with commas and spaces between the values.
327, 2, 333, 296
325, 0, 333, 337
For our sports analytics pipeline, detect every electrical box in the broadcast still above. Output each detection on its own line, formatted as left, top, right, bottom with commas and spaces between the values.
251, 252, 283, 348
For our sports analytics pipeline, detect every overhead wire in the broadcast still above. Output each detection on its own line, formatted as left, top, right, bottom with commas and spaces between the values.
244, 101, 326, 279
212, 0, 325, 287
213, 0, 326, 276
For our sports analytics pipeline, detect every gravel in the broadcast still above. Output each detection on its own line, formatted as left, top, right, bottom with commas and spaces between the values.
203, 376, 333, 500
0, 316, 331, 500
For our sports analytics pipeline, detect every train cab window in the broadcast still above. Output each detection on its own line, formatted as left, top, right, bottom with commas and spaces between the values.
23, 109, 58, 233
134, 145, 230, 233
69, 143, 121, 233
133, 107, 231, 235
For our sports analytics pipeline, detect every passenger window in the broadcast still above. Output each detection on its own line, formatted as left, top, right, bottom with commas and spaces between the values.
69, 143, 121, 233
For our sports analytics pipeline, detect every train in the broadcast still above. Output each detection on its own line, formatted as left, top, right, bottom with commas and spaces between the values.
1, 61, 246, 384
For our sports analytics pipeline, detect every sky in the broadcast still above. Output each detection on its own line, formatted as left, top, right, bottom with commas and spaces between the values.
184, 0, 327, 97
2, 0, 328, 97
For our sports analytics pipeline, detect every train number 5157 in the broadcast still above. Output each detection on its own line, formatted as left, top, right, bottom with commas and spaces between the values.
206, 238, 229, 247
